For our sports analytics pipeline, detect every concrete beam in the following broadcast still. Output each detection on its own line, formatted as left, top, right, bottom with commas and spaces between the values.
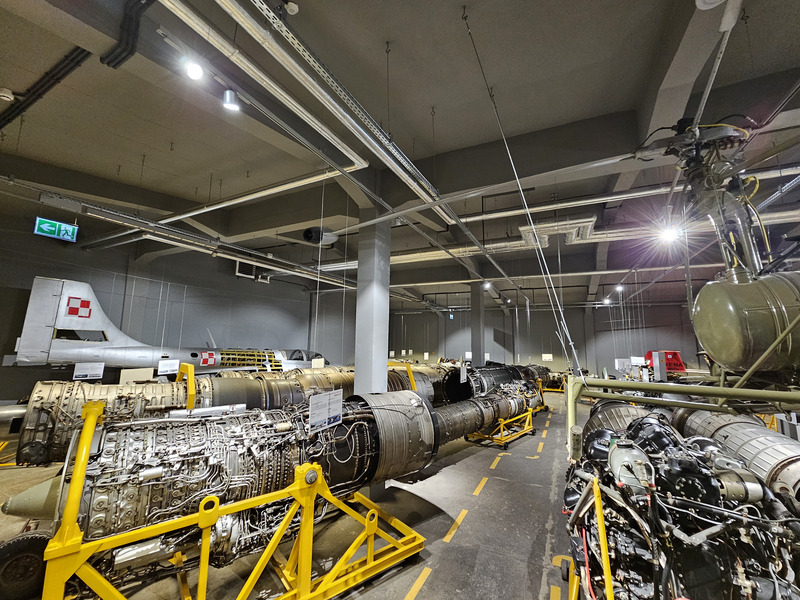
638, 3, 725, 139
0, 152, 198, 215
379, 111, 640, 205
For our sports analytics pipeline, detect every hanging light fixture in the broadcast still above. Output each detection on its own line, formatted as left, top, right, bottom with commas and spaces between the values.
185, 61, 204, 80
222, 89, 240, 111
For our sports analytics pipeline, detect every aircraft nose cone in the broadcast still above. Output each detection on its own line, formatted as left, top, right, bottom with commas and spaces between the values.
2, 477, 61, 519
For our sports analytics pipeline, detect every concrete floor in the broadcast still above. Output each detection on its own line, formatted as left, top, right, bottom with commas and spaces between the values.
0, 392, 585, 599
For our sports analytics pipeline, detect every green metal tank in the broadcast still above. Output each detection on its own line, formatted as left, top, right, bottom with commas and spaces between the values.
692, 269, 800, 372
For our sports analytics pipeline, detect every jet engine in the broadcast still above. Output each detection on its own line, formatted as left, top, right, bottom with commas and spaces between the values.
1, 385, 536, 598
565, 401, 800, 600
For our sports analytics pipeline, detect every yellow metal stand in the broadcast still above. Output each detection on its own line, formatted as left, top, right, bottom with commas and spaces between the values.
756, 413, 779, 431
388, 361, 417, 391
544, 375, 566, 393
176, 362, 196, 409
466, 407, 536, 450
41, 403, 424, 600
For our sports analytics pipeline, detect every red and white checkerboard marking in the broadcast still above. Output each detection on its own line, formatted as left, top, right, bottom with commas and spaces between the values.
66, 296, 92, 318
201, 351, 216, 366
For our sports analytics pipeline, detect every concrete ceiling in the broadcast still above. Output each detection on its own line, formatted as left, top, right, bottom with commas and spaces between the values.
0, 0, 799, 316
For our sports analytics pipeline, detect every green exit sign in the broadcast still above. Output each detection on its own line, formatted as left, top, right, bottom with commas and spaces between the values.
34, 217, 78, 243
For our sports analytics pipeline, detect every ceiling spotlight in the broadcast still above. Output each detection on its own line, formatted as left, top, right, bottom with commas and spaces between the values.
283, 1, 299, 15
185, 61, 204, 80
603, 298, 611, 305
483, 281, 491, 290
659, 227, 680, 243
0, 88, 14, 102
506, 298, 511, 304
222, 89, 240, 111
615, 285, 623, 292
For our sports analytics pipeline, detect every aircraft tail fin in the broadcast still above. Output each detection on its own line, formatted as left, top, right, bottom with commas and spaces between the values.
16, 277, 141, 364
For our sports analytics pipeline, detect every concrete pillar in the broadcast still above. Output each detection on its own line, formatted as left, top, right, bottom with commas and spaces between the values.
354, 208, 391, 394
437, 313, 446, 360
470, 282, 485, 366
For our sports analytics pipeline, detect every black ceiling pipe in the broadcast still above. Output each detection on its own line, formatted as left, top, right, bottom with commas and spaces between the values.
0, 46, 92, 132
101, 0, 157, 69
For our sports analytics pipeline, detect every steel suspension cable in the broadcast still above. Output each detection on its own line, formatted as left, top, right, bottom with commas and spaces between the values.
461, 7, 583, 374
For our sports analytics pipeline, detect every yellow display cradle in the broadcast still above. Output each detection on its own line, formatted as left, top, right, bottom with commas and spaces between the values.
466, 407, 536, 450
41, 403, 425, 600
544, 375, 566, 393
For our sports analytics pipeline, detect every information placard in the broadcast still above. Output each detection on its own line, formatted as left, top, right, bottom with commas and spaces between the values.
74, 362, 105, 380
158, 359, 180, 375
308, 389, 343, 434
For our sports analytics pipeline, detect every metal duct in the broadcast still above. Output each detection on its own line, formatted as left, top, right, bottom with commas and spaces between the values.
258, 377, 305, 409
471, 365, 521, 395
680, 410, 800, 500
414, 364, 460, 401
522, 364, 551, 384
387, 367, 435, 404
356, 391, 437, 481
434, 401, 487, 445
581, 400, 651, 444
440, 368, 474, 403
292, 371, 355, 401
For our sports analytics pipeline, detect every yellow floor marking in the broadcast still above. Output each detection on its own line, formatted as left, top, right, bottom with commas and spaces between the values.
542, 429, 548, 439
545, 420, 551, 428
489, 456, 502, 470
549, 413, 553, 418
473, 477, 488, 496
404, 567, 433, 600
0, 442, 7, 452
537, 442, 544, 453
443, 509, 468, 543
550, 585, 562, 600
525, 455, 540, 460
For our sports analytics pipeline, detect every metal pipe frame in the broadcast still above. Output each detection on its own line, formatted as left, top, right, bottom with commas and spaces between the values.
565, 375, 800, 458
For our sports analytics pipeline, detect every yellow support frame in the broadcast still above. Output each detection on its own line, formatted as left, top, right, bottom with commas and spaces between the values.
176, 362, 196, 409
388, 361, 417, 391
42, 405, 425, 600
544, 374, 566, 393
466, 407, 535, 449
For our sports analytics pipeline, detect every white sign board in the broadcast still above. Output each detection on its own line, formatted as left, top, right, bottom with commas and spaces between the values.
408, 349, 413, 356
120, 368, 154, 384
464, 351, 472, 360
389, 350, 395, 358
615, 358, 632, 372
308, 389, 343, 434
74, 362, 105, 380
311, 357, 326, 369
460, 362, 467, 383
423, 352, 430, 361
631, 356, 647, 366
542, 353, 554, 362
158, 359, 180, 375
401, 349, 406, 357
